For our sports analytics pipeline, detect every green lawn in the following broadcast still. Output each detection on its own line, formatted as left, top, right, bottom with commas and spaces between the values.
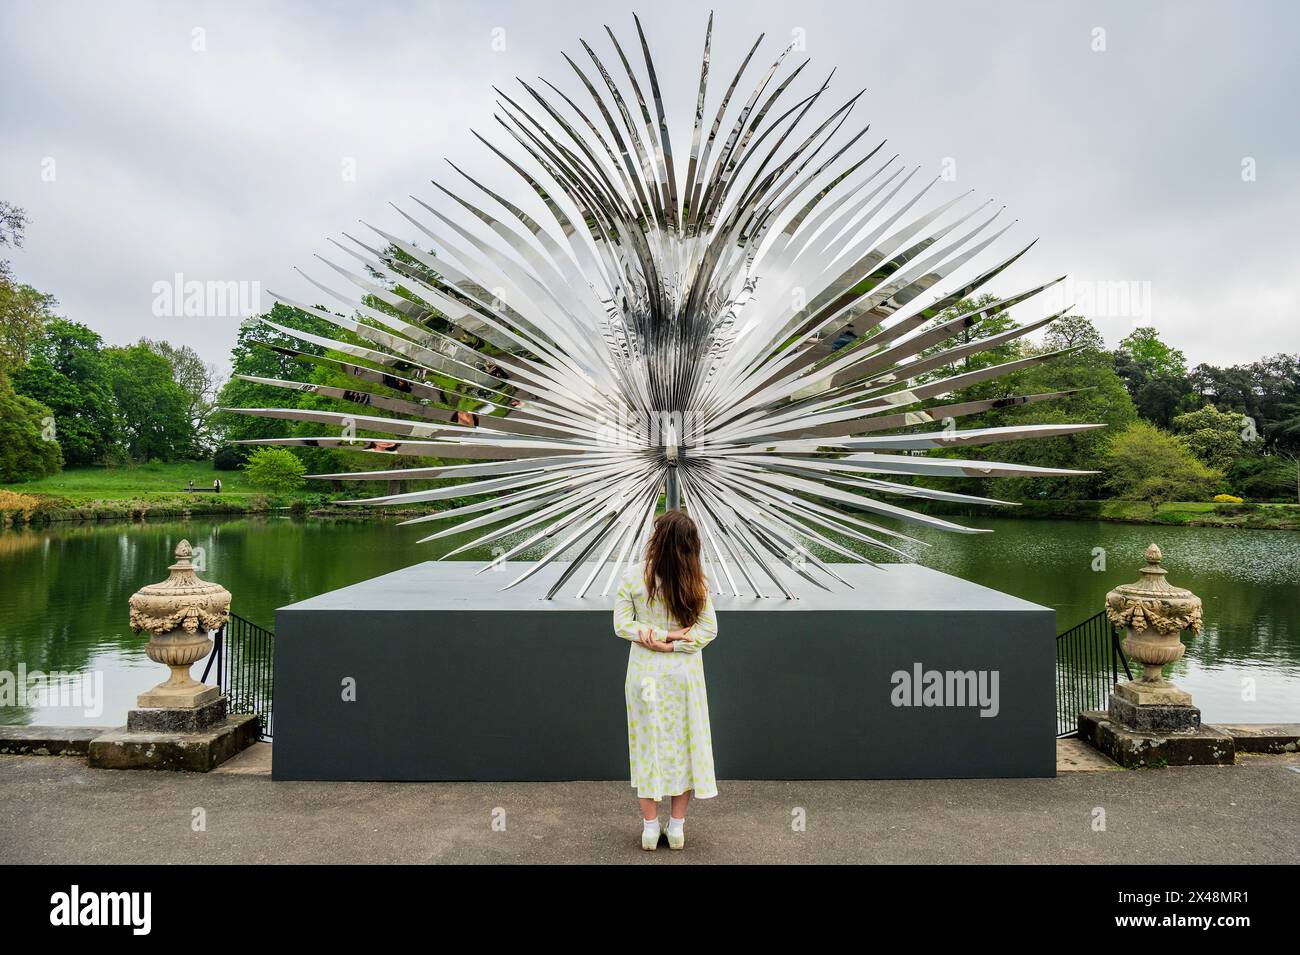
5, 466, 1297, 529
2, 462, 276, 503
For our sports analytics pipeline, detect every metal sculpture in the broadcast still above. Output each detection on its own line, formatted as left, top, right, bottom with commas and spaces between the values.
225, 14, 1100, 597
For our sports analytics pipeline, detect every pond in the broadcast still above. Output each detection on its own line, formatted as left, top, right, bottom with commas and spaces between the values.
2, 514, 1297, 728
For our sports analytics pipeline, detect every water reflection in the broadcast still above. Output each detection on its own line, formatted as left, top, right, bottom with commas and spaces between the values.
1, 515, 1296, 726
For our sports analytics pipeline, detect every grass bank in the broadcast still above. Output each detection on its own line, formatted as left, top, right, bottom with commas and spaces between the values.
3, 461, 265, 502
0, 463, 440, 525
5, 465, 1298, 530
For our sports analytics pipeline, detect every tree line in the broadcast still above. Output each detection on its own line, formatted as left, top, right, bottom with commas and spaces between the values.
2, 200, 1297, 503
905, 297, 1298, 504
1, 204, 220, 481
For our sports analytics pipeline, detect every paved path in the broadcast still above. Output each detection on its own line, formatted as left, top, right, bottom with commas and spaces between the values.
2, 753, 1296, 864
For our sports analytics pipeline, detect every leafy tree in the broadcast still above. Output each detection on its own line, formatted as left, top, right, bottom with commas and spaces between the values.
0, 200, 29, 284
1229, 453, 1299, 502
243, 446, 307, 492
1101, 421, 1222, 503
212, 444, 245, 471
1043, 314, 1105, 352
103, 343, 194, 462
1188, 362, 1255, 414
1247, 353, 1300, 453
0, 370, 62, 482
0, 280, 58, 373
0, 201, 58, 373
211, 304, 338, 454
982, 341, 1138, 500
1117, 326, 1187, 377
1113, 327, 1193, 427
1268, 453, 1300, 504
1186, 353, 1300, 454
915, 294, 1022, 385
913, 315, 1135, 500
1172, 404, 1246, 472
12, 319, 122, 465
143, 339, 221, 456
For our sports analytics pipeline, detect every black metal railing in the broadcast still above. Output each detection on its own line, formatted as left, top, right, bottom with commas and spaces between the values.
201, 612, 274, 740
1056, 609, 1131, 737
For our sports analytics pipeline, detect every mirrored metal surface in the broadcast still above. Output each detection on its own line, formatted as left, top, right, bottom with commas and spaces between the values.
224, 15, 1097, 598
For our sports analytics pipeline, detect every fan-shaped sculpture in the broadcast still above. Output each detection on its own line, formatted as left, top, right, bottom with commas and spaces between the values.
224, 14, 1100, 598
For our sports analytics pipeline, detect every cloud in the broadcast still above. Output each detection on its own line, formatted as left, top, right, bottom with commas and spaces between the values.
2, 0, 1296, 372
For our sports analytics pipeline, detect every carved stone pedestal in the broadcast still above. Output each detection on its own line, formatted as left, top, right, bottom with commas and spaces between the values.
1083, 544, 1234, 768
129, 540, 229, 709
1078, 711, 1234, 768
91, 540, 257, 772
128, 695, 229, 733
89, 708, 261, 772
1107, 680, 1200, 733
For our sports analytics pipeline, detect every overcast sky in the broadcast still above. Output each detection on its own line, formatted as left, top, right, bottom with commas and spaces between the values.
3, 0, 1297, 374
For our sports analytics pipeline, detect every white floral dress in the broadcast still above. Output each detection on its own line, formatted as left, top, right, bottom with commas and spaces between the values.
613, 568, 718, 800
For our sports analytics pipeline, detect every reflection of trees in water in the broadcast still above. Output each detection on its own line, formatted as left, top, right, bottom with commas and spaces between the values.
0, 529, 43, 558
3, 515, 1296, 725
915, 519, 1300, 672
1, 519, 255, 674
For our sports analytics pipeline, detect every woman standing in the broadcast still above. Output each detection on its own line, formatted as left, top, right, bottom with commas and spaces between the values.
613, 509, 718, 851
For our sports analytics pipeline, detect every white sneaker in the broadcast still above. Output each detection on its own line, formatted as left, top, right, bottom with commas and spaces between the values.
667, 821, 685, 850
641, 822, 661, 851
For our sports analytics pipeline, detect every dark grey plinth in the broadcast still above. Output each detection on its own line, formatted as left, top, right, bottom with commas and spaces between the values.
127, 696, 227, 733
274, 562, 1056, 782
1107, 694, 1201, 733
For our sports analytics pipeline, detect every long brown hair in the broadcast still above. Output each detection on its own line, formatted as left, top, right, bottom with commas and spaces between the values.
645, 509, 708, 628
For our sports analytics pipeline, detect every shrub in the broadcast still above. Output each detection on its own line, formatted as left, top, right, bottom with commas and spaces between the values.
1101, 422, 1222, 504
0, 490, 42, 524
243, 447, 307, 492
1230, 455, 1298, 503
1172, 405, 1245, 472
1213, 493, 1244, 504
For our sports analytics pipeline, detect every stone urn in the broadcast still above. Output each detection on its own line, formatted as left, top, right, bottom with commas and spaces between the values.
1081, 544, 1230, 764
128, 539, 231, 708
1105, 543, 1203, 683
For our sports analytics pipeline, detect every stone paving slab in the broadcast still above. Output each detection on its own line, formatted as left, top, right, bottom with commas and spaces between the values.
2, 752, 1296, 864
0, 726, 117, 757
212, 742, 273, 776
1217, 724, 1300, 754
1055, 738, 1122, 772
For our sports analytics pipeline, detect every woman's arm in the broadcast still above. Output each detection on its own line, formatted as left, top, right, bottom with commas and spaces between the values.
613, 572, 670, 648
671, 592, 717, 653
